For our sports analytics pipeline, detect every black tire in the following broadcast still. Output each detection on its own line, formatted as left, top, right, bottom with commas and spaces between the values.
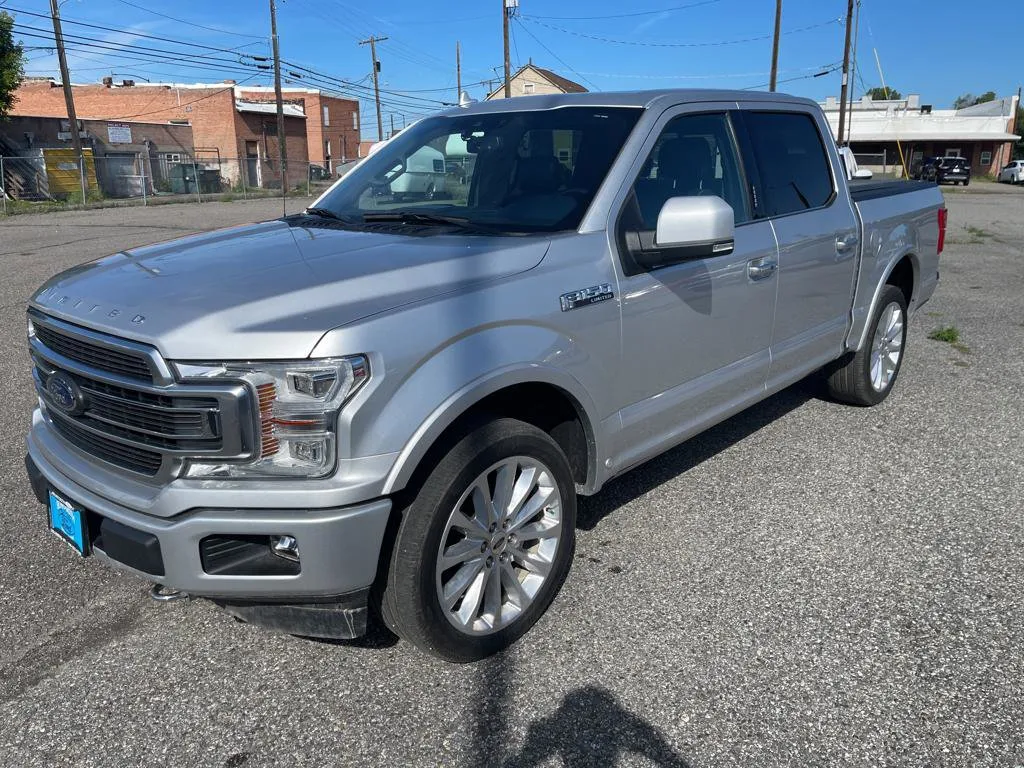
963, 177, 970, 187
377, 418, 577, 662
825, 285, 908, 407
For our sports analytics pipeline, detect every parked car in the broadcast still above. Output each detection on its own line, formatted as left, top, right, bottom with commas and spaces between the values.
998, 159, 1024, 184
915, 156, 972, 185
25, 90, 946, 662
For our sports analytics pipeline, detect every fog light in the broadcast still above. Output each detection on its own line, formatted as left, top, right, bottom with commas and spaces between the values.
270, 535, 300, 562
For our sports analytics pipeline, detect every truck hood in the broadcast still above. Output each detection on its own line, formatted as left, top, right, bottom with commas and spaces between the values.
31, 219, 549, 360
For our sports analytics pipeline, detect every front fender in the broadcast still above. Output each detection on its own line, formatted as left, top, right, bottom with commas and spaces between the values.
343, 323, 605, 497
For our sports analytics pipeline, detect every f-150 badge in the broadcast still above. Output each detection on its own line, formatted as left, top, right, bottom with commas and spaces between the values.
560, 284, 614, 312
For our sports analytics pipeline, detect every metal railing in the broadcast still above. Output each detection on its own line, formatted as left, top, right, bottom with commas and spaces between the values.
1, 152, 346, 215
854, 152, 905, 179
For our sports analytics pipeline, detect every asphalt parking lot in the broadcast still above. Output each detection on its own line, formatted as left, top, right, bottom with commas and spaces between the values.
1, 187, 1022, 767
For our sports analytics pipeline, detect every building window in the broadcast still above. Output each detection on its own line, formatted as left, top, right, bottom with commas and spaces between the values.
523, 82, 535, 94
323, 105, 330, 126
945, 148, 961, 157
164, 153, 182, 163
980, 150, 992, 166
352, 112, 359, 130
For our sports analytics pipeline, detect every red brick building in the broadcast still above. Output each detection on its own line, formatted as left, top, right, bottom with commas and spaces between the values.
237, 87, 361, 172
12, 78, 360, 185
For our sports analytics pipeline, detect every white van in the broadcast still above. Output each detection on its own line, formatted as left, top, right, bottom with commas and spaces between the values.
388, 145, 447, 200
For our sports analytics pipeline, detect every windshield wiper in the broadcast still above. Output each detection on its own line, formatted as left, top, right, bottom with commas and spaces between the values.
362, 211, 474, 227
305, 206, 348, 221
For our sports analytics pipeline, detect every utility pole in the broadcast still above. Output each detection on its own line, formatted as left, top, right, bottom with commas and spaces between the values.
390, 114, 395, 138
836, 0, 856, 145
502, 0, 513, 98
769, 0, 782, 92
49, 0, 85, 186
359, 36, 388, 141
846, 0, 861, 144
269, 0, 287, 215
456, 41, 462, 103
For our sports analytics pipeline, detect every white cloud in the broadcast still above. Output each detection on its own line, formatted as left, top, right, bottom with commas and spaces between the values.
632, 11, 672, 37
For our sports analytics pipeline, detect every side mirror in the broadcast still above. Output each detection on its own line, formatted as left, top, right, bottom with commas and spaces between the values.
853, 169, 874, 180
627, 196, 735, 271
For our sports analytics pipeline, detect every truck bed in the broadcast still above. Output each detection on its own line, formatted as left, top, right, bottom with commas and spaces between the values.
849, 179, 936, 203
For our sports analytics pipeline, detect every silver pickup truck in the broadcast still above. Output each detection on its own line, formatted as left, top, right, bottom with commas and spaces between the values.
24, 90, 946, 661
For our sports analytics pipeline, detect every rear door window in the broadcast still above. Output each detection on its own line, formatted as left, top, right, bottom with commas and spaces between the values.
745, 112, 835, 217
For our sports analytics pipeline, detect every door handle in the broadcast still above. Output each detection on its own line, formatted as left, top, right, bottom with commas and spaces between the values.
747, 257, 778, 281
836, 234, 859, 254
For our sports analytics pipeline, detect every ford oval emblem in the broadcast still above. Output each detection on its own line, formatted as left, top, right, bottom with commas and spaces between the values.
46, 371, 86, 416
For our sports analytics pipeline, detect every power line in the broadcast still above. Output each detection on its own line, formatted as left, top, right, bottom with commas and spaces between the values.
6, 7, 268, 56
572, 64, 842, 81
106, 75, 260, 120
513, 18, 599, 91
12, 23, 264, 67
527, 0, 722, 21
24, 32, 271, 76
111, 0, 267, 40
519, 15, 844, 48
279, 58, 452, 106
742, 64, 841, 92
510, 17, 522, 72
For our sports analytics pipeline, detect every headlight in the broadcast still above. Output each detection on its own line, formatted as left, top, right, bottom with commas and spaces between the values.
174, 356, 369, 479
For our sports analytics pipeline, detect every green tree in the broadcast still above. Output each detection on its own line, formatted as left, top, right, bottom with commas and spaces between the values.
866, 86, 902, 101
953, 91, 997, 110
0, 11, 25, 120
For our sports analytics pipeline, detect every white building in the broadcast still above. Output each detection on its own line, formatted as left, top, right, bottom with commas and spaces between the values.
820, 94, 1020, 176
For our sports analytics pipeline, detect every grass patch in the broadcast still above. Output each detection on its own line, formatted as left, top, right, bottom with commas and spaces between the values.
928, 326, 960, 344
964, 225, 992, 239
929, 326, 971, 355
953, 360, 970, 368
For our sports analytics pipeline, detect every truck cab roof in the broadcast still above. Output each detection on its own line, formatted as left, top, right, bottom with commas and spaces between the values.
445, 89, 821, 117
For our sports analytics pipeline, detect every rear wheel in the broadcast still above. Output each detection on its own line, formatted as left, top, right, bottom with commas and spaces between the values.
825, 285, 908, 407
963, 177, 970, 187
378, 418, 576, 662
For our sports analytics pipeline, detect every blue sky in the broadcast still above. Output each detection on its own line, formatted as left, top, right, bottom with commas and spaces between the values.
6, 0, 1021, 139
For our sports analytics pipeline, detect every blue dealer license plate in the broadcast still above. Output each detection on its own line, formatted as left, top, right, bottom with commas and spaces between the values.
48, 491, 88, 556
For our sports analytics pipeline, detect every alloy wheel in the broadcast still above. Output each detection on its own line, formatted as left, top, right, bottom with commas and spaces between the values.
870, 301, 905, 392
435, 457, 563, 635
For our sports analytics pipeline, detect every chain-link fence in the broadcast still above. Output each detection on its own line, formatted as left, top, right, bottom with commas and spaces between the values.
1, 152, 343, 215
854, 152, 906, 179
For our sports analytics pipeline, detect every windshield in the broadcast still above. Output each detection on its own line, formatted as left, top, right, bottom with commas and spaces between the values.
313, 107, 642, 234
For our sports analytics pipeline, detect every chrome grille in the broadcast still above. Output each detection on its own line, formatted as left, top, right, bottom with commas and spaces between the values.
29, 311, 254, 480
33, 322, 154, 381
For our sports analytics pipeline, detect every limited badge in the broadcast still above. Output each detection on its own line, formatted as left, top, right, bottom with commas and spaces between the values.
560, 284, 614, 312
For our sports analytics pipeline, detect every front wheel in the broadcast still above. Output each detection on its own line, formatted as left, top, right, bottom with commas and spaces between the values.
377, 418, 577, 662
825, 285, 908, 406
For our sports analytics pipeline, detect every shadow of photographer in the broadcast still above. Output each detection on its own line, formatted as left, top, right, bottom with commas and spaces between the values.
501, 685, 691, 768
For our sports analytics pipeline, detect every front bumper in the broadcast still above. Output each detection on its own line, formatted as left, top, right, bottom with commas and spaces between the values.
26, 441, 393, 637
